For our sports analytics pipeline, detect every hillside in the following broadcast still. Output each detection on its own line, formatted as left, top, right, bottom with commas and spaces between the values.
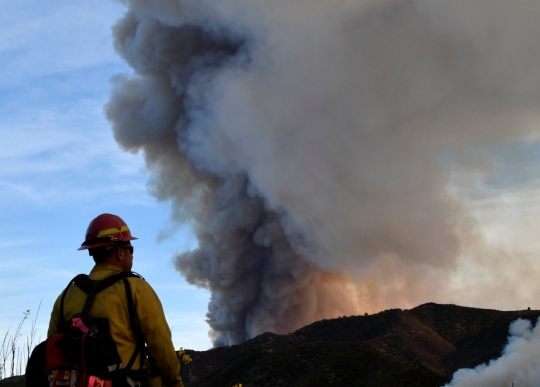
181, 303, 540, 386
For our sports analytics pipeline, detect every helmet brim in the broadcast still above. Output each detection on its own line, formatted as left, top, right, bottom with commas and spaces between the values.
77, 236, 138, 251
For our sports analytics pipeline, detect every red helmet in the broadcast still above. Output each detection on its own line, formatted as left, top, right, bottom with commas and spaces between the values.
78, 213, 138, 250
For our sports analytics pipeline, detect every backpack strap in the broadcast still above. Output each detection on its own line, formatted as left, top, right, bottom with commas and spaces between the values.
73, 272, 136, 321
122, 278, 148, 373
60, 272, 147, 373
59, 276, 79, 322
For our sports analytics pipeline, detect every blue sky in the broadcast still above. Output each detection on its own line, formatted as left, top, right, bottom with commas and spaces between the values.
0, 0, 211, 351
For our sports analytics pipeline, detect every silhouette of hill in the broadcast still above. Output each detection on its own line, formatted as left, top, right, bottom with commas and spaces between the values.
0, 376, 24, 387
181, 303, 540, 386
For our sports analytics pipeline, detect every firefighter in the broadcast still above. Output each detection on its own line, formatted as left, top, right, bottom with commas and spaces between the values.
47, 213, 184, 387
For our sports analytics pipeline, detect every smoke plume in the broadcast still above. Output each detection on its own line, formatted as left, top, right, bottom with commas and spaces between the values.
106, 0, 540, 346
445, 318, 540, 387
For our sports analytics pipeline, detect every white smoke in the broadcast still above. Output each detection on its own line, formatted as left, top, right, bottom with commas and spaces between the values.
445, 318, 540, 387
106, 0, 540, 345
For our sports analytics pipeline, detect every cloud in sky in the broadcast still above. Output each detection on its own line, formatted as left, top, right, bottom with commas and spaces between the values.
0, 0, 209, 352
0, 1, 124, 87
0, 103, 149, 206
0, 0, 144, 196
0, 0, 144, 207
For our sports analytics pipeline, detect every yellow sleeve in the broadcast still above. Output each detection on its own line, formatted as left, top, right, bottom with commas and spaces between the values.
47, 294, 63, 337
133, 279, 184, 387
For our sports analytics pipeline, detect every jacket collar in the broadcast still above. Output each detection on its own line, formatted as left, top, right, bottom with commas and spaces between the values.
89, 263, 125, 279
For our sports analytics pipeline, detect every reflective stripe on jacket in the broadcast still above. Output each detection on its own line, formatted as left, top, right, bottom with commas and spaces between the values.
48, 263, 183, 387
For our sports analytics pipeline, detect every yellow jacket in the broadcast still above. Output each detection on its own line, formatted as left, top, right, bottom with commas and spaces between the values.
48, 263, 183, 387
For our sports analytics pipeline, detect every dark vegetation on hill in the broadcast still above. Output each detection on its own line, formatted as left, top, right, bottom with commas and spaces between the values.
180, 303, 540, 387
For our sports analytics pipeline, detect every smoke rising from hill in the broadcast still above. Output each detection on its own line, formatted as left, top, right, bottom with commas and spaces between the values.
106, 0, 540, 345
446, 318, 540, 387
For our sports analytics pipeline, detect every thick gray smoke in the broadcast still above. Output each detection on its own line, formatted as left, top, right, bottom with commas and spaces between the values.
106, 0, 540, 346
445, 318, 540, 387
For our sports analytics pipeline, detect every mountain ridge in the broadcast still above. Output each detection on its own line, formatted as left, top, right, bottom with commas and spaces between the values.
181, 303, 540, 386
